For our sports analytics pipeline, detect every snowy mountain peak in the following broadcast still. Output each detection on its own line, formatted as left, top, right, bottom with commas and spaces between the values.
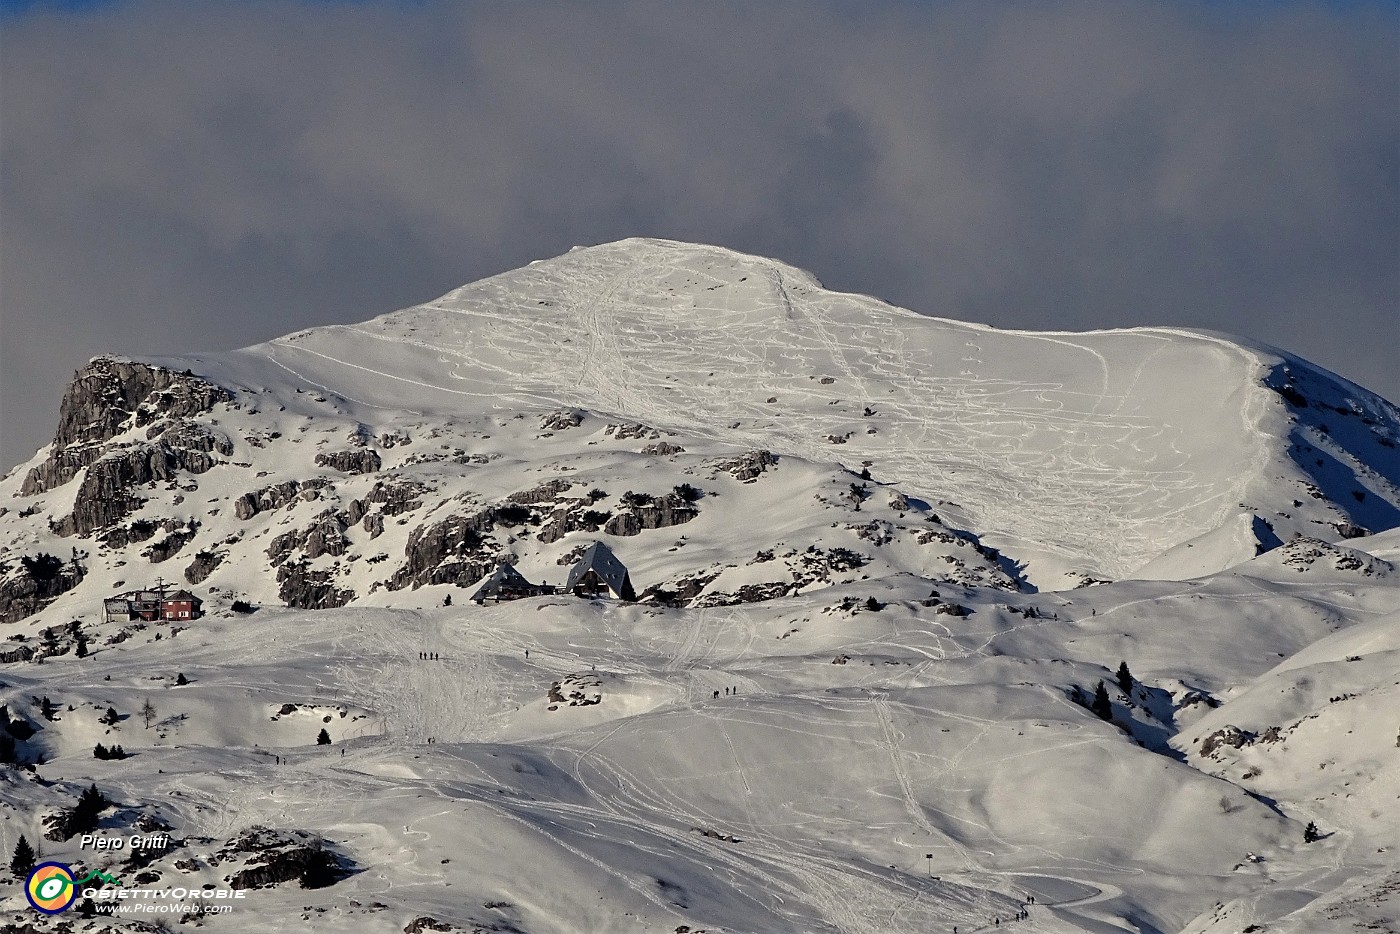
1, 239, 1398, 934
249, 238, 1398, 583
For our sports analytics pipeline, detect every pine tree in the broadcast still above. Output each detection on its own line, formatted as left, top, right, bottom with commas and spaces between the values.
75, 635, 88, 658
141, 698, 156, 730
175, 673, 188, 686
1091, 681, 1113, 721
1116, 661, 1133, 697
100, 706, 119, 726
1304, 821, 1320, 843
93, 743, 108, 759
69, 783, 108, 836
40, 696, 55, 721
10, 835, 35, 876
316, 728, 331, 746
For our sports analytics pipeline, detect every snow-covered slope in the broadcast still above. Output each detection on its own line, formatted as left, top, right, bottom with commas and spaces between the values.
230, 238, 1398, 584
0, 239, 1396, 933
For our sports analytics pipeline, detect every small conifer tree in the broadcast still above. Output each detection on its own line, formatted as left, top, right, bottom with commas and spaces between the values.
73, 784, 107, 833
1304, 821, 1320, 843
1116, 661, 1134, 697
316, 728, 331, 746
10, 834, 35, 876
1092, 681, 1113, 721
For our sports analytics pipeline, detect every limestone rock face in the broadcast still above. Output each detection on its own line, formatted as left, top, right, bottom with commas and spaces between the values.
151, 420, 235, 456
315, 449, 382, 474
389, 511, 500, 590
602, 492, 699, 536
234, 478, 331, 521
53, 442, 219, 538
276, 561, 356, 610
22, 358, 232, 495
267, 511, 350, 567
0, 556, 86, 624
184, 549, 224, 585
712, 450, 779, 482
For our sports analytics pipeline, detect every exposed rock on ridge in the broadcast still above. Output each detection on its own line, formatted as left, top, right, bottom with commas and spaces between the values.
22, 358, 232, 495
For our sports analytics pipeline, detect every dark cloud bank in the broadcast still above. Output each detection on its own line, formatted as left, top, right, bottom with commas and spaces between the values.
2, 0, 1396, 468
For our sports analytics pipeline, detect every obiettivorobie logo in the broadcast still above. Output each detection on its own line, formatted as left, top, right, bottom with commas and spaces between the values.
23, 860, 244, 916
25, 862, 122, 914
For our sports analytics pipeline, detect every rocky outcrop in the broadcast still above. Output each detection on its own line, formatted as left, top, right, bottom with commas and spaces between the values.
315, 449, 382, 474
0, 644, 36, 664
144, 522, 198, 563
639, 572, 720, 607
234, 478, 331, 520
22, 358, 232, 495
276, 562, 355, 610
602, 492, 699, 536
149, 420, 235, 455
1199, 725, 1256, 758
388, 512, 500, 590
19, 445, 102, 497
345, 479, 427, 522
712, 450, 778, 482
539, 408, 583, 431
217, 827, 351, 890
267, 511, 349, 567
506, 479, 573, 505
604, 422, 659, 440
0, 554, 86, 623
52, 440, 224, 537
640, 441, 685, 455
536, 503, 612, 544
100, 518, 160, 550
184, 549, 224, 584
695, 581, 792, 607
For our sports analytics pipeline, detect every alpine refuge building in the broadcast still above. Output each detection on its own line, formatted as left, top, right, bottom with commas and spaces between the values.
103, 588, 204, 622
564, 541, 637, 601
161, 590, 203, 620
470, 564, 553, 604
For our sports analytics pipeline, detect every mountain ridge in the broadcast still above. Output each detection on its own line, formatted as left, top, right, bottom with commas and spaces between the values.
20, 237, 1391, 584
0, 239, 1397, 933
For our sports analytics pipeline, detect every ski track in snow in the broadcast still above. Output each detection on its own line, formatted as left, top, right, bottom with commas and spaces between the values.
266, 239, 1281, 579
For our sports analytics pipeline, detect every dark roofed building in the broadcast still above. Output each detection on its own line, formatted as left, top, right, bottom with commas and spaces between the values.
470, 564, 553, 604
564, 541, 636, 601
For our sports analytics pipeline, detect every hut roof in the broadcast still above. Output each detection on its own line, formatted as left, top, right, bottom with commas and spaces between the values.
163, 590, 202, 604
564, 541, 634, 599
470, 563, 538, 602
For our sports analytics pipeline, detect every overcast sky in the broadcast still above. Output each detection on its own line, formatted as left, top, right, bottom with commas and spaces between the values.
2, 0, 1396, 469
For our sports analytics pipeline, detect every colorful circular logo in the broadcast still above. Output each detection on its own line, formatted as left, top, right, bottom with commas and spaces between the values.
26, 861, 78, 914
